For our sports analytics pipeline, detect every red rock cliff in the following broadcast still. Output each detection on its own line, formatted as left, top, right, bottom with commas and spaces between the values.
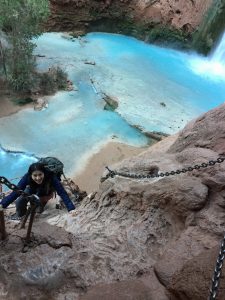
48, 0, 213, 35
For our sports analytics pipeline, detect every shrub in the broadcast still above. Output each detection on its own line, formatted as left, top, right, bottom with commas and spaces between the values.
36, 66, 68, 95
38, 71, 57, 95
54, 67, 68, 90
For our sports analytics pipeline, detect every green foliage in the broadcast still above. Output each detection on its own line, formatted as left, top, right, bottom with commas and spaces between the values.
119, 19, 136, 35
121, 20, 191, 49
54, 67, 68, 90
38, 67, 68, 95
146, 25, 189, 46
0, 0, 49, 38
38, 72, 57, 95
0, 0, 49, 91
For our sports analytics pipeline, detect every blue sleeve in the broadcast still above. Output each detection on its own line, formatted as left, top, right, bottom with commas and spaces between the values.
1, 173, 29, 208
52, 176, 75, 211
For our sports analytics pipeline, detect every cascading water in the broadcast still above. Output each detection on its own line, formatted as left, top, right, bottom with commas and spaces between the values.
1, 32, 225, 183
211, 31, 225, 63
189, 30, 225, 78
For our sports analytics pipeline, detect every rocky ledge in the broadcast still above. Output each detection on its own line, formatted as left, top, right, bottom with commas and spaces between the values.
1, 103, 225, 299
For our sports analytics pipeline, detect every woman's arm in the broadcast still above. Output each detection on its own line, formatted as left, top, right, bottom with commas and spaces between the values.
1, 173, 29, 208
52, 176, 75, 212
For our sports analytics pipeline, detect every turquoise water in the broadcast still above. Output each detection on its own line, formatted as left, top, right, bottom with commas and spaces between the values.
0, 32, 225, 183
0, 147, 37, 182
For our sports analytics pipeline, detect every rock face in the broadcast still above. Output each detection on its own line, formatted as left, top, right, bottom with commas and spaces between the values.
134, 0, 212, 32
192, 0, 225, 54
48, 0, 213, 35
1, 103, 225, 299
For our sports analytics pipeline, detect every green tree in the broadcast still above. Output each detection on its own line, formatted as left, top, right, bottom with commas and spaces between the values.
0, 0, 49, 91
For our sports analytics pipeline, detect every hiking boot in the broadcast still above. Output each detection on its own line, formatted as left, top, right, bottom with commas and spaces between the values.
10, 213, 23, 221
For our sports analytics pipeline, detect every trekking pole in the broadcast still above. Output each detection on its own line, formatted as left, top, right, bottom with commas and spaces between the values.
25, 202, 37, 243
0, 183, 4, 199
20, 207, 31, 229
0, 184, 6, 240
0, 204, 7, 240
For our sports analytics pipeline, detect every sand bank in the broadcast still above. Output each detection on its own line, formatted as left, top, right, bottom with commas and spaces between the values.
0, 96, 149, 194
73, 142, 147, 194
0, 92, 33, 118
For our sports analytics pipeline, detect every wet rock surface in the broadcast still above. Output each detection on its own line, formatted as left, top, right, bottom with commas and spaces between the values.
1, 104, 225, 299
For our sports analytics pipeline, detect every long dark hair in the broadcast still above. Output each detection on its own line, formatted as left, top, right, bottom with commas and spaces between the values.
28, 162, 54, 195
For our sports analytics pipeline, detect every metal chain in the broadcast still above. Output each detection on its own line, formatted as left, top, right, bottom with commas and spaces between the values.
0, 176, 27, 196
1, 157, 225, 298
102, 157, 225, 181
209, 234, 225, 300
102, 157, 225, 300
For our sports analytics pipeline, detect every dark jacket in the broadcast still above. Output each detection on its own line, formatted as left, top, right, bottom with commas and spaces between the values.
1, 173, 75, 212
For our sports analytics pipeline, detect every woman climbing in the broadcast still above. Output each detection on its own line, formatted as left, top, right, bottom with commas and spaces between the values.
0, 162, 76, 219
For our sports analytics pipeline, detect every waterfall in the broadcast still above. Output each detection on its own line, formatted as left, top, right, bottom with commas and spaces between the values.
189, 30, 225, 79
210, 31, 225, 63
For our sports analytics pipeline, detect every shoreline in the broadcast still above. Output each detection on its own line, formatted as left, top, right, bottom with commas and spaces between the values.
0, 95, 33, 118
72, 141, 148, 194
0, 96, 151, 194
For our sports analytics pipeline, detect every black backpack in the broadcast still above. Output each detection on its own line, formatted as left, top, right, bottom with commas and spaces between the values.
38, 157, 64, 180
38, 157, 81, 201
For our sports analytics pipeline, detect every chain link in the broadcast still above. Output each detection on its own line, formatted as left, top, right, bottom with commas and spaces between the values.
103, 157, 225, 181
102, 156, 225, 300
0, 176, 27, 196
1, 156, 225, 298
209, 234, 225, 300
